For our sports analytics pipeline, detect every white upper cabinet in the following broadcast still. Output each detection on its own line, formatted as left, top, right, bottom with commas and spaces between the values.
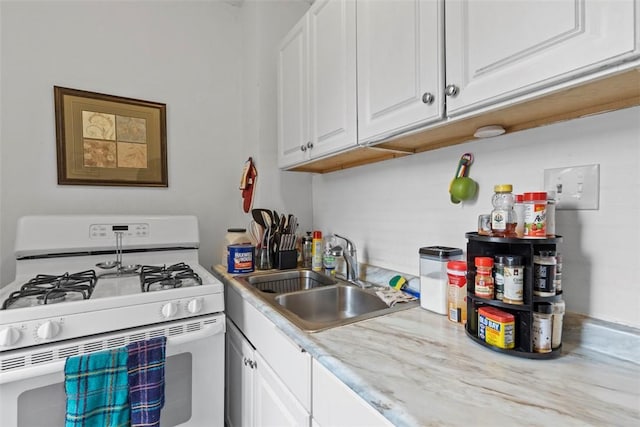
357, 0, 444, 144
277, 0, 357, 168
277, 15, 309, 169
308, 0, 357, 158
444, 0, 640, 116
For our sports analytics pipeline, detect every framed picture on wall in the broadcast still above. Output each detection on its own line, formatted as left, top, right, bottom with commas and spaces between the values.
54, 86, 168, 187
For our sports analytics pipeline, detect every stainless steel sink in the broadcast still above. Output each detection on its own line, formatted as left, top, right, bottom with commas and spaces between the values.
235, 270, 418, 332
243, 270, 337, 293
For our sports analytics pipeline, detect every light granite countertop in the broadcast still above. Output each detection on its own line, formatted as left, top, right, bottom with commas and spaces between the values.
213, 265, 640, 426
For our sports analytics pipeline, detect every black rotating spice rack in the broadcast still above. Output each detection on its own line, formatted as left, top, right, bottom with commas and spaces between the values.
464, 232, 563, 359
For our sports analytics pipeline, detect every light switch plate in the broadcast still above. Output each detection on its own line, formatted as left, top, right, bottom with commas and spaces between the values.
544, 164, 600, 210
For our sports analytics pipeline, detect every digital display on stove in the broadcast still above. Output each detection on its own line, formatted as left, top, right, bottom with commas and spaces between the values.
112, 225, 129, 231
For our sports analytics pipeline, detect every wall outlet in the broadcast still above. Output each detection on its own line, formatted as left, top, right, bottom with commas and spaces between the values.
543, 164, 600, 210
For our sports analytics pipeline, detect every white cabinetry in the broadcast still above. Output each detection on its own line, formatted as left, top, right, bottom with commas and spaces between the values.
253, 351, 310, 426
357, 0, 444, 144
225, 320, 310, 427
312, 359, 393, 427
226, 320, 254, 427
444, 0, 639, 115
277, 15, 309, 168
277, 0, 357, 168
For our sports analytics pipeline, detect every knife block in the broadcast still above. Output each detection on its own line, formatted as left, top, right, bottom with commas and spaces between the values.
276, 250, 298, 270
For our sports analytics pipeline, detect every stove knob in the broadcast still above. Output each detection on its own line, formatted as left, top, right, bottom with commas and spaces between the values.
0, 327, 21, 347
187, 298, 203, 314
161, 302, 178, 318
37, 320, 61, 340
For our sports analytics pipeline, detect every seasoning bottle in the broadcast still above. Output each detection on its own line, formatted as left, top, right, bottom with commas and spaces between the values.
490, 184, 516, 237
554, 252, 563, 294
474, 257, 494, 299
551, 299, 565, 349
446, 260, 467, 324
524, 191, 547, 238
493, 255, 506, 301
514, 194, 525, 238
502, 255, 524, 305
311, 231, 323, 272
534, 250, 557, 296
533, 303, 553, 353
546, 190, 556, 237
302, 232, 313, 268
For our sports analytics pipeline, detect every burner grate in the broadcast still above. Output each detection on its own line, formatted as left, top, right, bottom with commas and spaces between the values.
2, 270, 97, 310
140, 262, 202, 292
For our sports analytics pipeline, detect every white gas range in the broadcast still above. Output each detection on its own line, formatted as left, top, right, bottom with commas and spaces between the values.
0, 215, 225, 427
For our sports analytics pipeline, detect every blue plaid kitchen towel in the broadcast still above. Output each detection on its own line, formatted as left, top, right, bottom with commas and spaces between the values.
127, 336, 167, 427
64, 347, 130, 427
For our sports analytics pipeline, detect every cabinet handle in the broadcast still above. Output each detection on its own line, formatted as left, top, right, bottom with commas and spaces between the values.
422, 92, 435, 104
306, 141, 314, 150
445, 84, 459, 97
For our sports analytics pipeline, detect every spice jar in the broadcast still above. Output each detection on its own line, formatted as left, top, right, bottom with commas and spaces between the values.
502, 255, 524, 305
493, 255, 506, 301
474, 257, 494, 299
514, 194, 525, 238
490, 184, 517, 237
524, 192, 547, 238
552, 299, 565, 349
534, 251, 557, 296
446, 260, 467, 324
533, 303, 553, 353
546, 190, 556, 237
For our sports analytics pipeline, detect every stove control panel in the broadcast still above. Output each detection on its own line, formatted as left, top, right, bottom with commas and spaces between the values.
89, 223, 149, 239
0, 326, 21, 347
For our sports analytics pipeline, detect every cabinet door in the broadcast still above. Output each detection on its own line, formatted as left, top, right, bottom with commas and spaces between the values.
312, 359, 392, 427
254, 351, 311, 427
445, 0, 639, 115
225, 321, 255, 427
357, 0, 444, 144
278, 14, 310, 169
308, 0, 357, 158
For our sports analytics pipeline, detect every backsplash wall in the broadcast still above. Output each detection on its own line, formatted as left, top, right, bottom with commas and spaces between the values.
312, 106, 640, 328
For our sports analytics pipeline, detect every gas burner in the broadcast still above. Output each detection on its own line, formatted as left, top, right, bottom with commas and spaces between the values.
140, 263, 202, 292
2, 270, 97, 310
37, 291, 67, 305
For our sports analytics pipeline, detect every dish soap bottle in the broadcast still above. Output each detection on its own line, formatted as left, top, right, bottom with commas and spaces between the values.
311, 231, 323, 272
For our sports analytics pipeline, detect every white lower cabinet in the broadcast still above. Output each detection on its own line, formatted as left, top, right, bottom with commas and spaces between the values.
312, 359, 392, 427
254, 350, 310, 426
226, 285, 391, 427
226, 320, 254, 427
226, 320, 310, 427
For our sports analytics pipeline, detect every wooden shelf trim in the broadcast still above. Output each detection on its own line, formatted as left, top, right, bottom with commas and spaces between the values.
287, 67, 640, 174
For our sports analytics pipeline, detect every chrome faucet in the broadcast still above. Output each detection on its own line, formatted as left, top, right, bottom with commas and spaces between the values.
333, 234, 359, 283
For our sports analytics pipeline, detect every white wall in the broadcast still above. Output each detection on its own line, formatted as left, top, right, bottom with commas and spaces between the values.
0, 0, 311, 285
313, 106, 640, 328
240, 0, 313, 232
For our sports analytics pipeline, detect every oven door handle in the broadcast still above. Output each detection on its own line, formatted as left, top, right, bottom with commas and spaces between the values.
0, 318, 225, 385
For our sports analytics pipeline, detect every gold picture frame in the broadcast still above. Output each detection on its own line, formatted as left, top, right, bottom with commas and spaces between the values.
54, 86, 167, 187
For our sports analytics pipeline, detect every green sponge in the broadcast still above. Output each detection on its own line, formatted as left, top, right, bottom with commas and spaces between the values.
389, 275, 407, 290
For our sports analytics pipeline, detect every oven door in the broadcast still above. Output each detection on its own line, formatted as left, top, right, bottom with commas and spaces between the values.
0, 314, 225, 427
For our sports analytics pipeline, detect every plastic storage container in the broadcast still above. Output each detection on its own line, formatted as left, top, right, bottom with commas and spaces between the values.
222, 228, 251, 266
419, 246, 463, 315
